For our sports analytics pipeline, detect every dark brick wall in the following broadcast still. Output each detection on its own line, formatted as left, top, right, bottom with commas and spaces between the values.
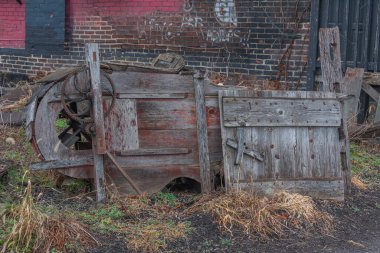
25, 0, 65, 54
0, 0, 311, 88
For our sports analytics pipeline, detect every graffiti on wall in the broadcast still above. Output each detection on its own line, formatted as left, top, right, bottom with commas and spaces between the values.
214, 0, 237, 26
136, 0, 251, 48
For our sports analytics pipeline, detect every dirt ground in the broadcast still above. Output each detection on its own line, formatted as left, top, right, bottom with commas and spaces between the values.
87, 186, 380, 253
31, 182, 380, 253
0, 125, 379, 253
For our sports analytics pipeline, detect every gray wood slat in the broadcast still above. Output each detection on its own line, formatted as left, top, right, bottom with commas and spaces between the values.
306, 0, 321, 90
85, 43, 106, 202
361, 1, 372, 69
352, 0, 361, 66
340, 0, 350, 67
105, 99, 139, 151
223, 98, 341, 127
231, 180, 344, 201
194, 74, 212, 193
115, 148, 190, 156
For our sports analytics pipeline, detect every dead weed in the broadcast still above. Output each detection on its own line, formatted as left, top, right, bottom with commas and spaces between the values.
1, 181, 98, 253
186, 190, 333, 239
126, 219, 190, 252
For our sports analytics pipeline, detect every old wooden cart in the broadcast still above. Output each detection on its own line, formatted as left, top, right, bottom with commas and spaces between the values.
27, 51, 225, 199
27, 48, 350, 201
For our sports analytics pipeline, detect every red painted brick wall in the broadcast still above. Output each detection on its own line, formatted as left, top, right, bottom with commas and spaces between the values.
1, 0, 311, 90
66, 0, 182, 17
0, 0, 25, 48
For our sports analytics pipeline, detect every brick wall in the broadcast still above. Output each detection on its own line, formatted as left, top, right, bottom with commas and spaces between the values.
0, 0, 311, 88
0, 0, 25, 48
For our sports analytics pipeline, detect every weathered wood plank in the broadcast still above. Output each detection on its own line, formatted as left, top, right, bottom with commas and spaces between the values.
223, 98, 341, 127
118, 93, 187, 99
363, 72, 380, 86
362, 83, 380, 101
226, 139, 264, 162
85, 43, 106, 202
234, 128, 244, 165
29, 158, 94, 171
105, 99, 139, 151
219, 89, 344, 200
110, 71, 194, 94
231, 180, 345, 201
106, 151, 142, 195
339, 99, 352, 195
194, 74, 212, 193
115, 148, 190, 156
375, 98, 380, 124
319, 27, 343, 92
341, 68, 364, 127
86, 43, 106, 155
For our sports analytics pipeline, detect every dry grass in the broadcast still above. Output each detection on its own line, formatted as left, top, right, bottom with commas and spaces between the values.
126, 220, 189, 252
0, 83, 32, 112
1, 180, 98, 253
186, 190, 333, 239
351, 176, 369, 190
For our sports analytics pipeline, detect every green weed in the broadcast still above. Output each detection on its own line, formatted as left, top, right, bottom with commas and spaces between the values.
349, 204, 361, 213
220, 238, 232, 247
55, 119, 69, 131
350, 144, 380, 184
153, 192, 178, 207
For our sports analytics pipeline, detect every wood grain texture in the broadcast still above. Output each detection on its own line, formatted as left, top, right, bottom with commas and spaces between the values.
223, 97, 341, 127
363, 72, 380, 86
86, 43, 106, 202
194, 75, 212, 193
219, 89, 344, 200
105, 99, 139, 151
231, 180, 344, 201
319, 27, 343, 92
29, 158, 93, 171
341, 68, 364, 127
86, 43, 106, 155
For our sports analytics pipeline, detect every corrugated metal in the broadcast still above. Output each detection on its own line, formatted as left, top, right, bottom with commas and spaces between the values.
307, 0, 380, 90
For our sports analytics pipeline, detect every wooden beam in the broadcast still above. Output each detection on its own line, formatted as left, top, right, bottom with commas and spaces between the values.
363, 72, 380, 86
29, 158, 93, 171
341, 68, 364, 128
194, 72, 212, 193
105, 151, 142, 195
115, 148, 190, 156
306, 0, 321, 90
226, 139, 264, 162
86, 43, 106, 155
85, 43, 106, 202
319, 27, 343, 92
339, 99, 352, 195
362, 83, 380, 101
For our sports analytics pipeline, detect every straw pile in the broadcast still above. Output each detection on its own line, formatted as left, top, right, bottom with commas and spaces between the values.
187, 190, 333, 239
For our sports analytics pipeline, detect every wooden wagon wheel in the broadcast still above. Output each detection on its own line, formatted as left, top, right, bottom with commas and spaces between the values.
60, 69, 116, 124
56, 69, 116, 150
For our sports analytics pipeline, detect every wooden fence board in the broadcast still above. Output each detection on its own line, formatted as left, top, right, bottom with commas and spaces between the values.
223, 98, 341, 127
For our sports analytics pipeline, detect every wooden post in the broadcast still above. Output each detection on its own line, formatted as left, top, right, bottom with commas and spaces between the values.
341, 68, 364, 129
319, 27, 343, 92
194, 72, 212, 193
339, 99, 352, 195
319, 28, 352, 195
85, 43, 106, 202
